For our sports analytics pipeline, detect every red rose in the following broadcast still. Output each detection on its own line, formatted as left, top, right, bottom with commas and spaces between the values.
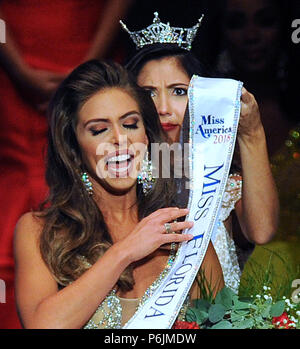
172, 320, 200, 329
272, 312, 295, 329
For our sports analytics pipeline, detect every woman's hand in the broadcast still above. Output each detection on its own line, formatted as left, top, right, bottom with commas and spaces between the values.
119, 207, 194, 263
15, 66, 67, 113
238, 87, 264, 140
0, 15, 67, 114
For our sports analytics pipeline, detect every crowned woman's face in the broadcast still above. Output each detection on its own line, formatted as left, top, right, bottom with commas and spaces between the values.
76, 88, 148, 194
137, 56, 190, 143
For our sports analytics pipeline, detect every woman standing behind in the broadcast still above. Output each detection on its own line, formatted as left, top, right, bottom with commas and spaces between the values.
123, 12, 279, 293
14, 60, 223, 329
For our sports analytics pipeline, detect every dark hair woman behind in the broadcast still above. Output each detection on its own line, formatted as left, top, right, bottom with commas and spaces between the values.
126, 43, 215, 79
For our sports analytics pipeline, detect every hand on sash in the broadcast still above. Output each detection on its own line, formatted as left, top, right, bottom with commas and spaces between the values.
238, 87, 264, 139
119, 207, 194, 264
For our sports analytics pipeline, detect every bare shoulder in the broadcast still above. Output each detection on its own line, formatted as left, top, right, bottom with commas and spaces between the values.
16, 211, 44, 230
14, 212, 59, 327
14, 211, 45, 254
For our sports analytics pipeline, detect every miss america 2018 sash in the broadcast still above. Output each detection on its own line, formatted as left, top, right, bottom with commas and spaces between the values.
124, 75, 243, 329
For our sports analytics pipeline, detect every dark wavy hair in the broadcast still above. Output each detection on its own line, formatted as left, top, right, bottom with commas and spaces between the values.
125, 43, 215, 79
38, 60, 177, 291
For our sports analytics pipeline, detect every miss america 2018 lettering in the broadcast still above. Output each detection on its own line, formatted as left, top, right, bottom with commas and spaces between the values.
196, 115, 232, 139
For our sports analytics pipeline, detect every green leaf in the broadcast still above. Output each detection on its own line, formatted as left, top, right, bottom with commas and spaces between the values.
215, 287, 235, 310
211, 320, 232, 329
208, 304, 227, 323
186, 308, 197, 322
232, 318, 254, 329
230, 314, 244, 323
254, 315, 263, 324
248, 303, 258, 311
186, 308, 208, 325
230, 310, 248, 322
232, 296, 251, 310
270, 300, 285, 317
261, 304, 271, 318
195, 310, 209, 324
234, 309, 249, 316
192, 298, 211, 312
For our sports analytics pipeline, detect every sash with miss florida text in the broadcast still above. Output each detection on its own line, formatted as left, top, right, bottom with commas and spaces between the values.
124, 75, 243, 329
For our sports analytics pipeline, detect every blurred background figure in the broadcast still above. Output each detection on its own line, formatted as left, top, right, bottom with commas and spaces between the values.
217, 0, 296, 156
216, 0, 300, 296
0, 0, 133, 329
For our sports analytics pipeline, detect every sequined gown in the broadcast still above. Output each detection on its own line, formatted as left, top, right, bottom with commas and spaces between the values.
83, 174, 245, 329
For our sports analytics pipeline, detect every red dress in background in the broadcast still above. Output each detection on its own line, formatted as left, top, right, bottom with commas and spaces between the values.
0, 0, 110, 329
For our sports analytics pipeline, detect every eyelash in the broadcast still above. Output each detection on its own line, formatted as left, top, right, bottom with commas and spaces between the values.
173, 88, 187, 96
147, 90, 156, 98
124, 122, 138, 130
147, 88, 187, 97
90, 122, 138, 136
91, 128, 106, 136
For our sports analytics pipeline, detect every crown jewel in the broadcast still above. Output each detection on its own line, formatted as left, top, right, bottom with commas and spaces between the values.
120, 12, 204, 51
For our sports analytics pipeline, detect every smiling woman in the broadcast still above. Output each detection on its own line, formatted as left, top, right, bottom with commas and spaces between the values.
13, 60, 227, 329
76, 88, 148, 190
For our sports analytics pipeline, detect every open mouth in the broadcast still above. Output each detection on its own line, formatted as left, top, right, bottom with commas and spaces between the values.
105, 151, 135, 178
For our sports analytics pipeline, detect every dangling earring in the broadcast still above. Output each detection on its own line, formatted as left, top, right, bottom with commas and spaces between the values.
81, 172, 93, 196
137, 150, 156, 195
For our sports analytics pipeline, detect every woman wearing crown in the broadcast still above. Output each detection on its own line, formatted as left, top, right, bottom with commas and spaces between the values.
14, 60, 227, 329
121, 12, 279, 294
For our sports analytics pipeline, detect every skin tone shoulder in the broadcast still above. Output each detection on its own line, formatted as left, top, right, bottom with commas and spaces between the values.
14, 87, 205, 329
137, 56, 279, 245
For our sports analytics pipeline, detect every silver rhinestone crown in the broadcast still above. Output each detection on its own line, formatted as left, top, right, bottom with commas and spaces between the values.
120, 12, 204, 51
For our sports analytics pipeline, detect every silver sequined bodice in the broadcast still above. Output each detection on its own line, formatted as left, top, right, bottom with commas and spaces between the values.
211, 174, 243, 294
84, 174, 243, 329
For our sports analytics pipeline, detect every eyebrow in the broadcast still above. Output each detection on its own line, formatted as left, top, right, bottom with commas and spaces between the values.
142, 83, 189, 89
84, 110, 141, 127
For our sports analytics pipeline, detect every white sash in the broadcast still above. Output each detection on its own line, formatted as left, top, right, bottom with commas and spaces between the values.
124, 75, 243, 329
